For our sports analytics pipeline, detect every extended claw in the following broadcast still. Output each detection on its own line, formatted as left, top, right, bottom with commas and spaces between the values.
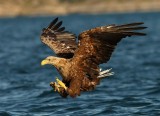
50, 81, 68, 97
50, 82, 60, 92
56, 77, 67, 90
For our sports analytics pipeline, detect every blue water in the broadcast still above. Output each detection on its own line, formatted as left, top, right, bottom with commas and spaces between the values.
0, 12, 160, 116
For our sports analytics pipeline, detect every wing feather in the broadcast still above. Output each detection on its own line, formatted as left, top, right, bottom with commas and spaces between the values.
117, 26, 147, 31
47, 17, 58, 29
52, 21, 62, 30
72, 22, 147, 79
113, 22, 144, 28
57, 27, 65, 32
40, 17, 77, 58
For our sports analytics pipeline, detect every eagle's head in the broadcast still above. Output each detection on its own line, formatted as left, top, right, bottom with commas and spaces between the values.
41, 56, 68, 71
41, 56, 60, 66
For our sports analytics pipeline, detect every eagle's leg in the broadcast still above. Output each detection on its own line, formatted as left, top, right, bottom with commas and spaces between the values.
50, 81, 68, 98
50, 77, 68, 91
56, 77, 68, 90
98, 68, 114, 78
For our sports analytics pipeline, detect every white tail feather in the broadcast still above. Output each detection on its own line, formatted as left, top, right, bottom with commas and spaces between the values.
98, 68, 114, 78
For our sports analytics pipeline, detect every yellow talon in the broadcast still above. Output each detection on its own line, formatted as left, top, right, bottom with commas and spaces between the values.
56, 77, 67, 90
50, 82, 60, 92
54, 82, 60, 92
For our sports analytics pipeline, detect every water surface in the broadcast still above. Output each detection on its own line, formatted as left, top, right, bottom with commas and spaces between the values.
0, 12, 160, 116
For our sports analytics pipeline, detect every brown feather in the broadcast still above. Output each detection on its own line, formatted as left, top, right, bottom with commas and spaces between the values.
70, 22, 146, 82
57, 27, 65, 32
113, 22, 144, 28
40, 18, 147, 98
47, 17, 58, 29
41, 18, 77, 58
117, 26, 147, 31
52, 21, 62, 30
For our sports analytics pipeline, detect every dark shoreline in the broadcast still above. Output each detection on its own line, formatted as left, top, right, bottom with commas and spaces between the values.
0, 0, 159, 17
0, 11, 159, 19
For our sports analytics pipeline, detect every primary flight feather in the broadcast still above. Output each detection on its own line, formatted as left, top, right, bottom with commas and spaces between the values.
40, 17, 147, 98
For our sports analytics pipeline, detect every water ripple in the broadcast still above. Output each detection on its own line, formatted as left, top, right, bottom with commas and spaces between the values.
0, 12, 160, 115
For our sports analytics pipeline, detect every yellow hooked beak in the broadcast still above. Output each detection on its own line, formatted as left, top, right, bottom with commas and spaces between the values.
41, 59, 48, 66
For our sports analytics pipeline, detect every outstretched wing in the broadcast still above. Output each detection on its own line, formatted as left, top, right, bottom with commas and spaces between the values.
40, 17, 77, 58
72, 22, 147, 79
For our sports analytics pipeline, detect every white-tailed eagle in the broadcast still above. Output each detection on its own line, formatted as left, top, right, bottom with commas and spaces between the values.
40, 17, 147, 98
